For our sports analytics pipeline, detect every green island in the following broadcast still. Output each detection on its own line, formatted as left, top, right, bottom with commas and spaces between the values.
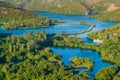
0, 1, 59, 30
70, 57, 94, 70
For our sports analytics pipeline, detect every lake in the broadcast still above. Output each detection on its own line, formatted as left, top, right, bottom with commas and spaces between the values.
0, 11, 116, 80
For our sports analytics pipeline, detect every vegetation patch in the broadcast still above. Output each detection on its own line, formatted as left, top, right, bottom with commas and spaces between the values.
0, 1, 59, 30
68, 22, 96, 35
95, 66, 119, 80
70, 57, 94, 70
0, 31, 91, 80
90, 9, 120, 22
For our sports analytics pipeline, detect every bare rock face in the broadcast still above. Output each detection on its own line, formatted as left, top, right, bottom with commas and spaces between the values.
86, 0, 100, 5
106, 3, 119, 12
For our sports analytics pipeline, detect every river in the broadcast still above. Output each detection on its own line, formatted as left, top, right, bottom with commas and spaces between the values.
0, 11, 116, 80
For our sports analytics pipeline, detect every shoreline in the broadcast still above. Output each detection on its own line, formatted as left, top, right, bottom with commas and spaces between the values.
68, 22, 96, 35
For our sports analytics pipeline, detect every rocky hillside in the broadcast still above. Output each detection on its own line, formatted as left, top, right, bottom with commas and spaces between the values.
92, 0, 120, 14
2, 0, 120, 19
3, 0, 120, 15
3, 0, 90, 15
54, 2, 89, 15
88, 0, 120, 22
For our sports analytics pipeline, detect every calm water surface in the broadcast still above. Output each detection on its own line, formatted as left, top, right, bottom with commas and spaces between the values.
0, 11, 116, 80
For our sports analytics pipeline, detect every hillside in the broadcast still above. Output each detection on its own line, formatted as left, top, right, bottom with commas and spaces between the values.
83, 0, 120, 14
3, 0, 90, 15
54, 2, 88, 15
91, 9, 120, 22
88, 0, 120, 22
3, 0, 120, 15
0, 1, 58, 30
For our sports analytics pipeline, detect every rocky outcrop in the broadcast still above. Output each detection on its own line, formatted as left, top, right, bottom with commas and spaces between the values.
106, 3, 119, 12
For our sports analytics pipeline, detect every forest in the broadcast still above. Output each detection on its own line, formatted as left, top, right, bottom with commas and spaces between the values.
0, 31, 94, 80
85, 23, 120, 80
50, 23, 120, 80
0, 26, 120, 79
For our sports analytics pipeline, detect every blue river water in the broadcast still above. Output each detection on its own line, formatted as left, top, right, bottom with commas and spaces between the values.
0, 11, 116, 79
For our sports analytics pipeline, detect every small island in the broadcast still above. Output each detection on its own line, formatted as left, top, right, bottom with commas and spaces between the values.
70, 57, 94, 70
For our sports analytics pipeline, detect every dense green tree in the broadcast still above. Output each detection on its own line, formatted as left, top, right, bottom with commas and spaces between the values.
70, 57, 94, 70
0, 31, 92, 80
95, 66, 118, 80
